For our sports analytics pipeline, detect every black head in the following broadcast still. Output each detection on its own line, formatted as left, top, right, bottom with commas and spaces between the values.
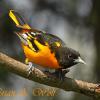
55, 47, 85, 68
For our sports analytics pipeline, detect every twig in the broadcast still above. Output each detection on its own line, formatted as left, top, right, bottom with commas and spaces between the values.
0, 52, 100, 99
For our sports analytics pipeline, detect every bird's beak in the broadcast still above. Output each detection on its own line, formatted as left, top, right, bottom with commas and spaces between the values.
74, 57, 86, 64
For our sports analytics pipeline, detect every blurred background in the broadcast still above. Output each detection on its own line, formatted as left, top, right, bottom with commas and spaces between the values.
0, 0, 100, 100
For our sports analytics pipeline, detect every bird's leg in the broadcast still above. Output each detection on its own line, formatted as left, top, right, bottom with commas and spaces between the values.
51, 68, 70, 80
27, 62, 33, 75
62, 68, 70, 75
25, 58, 34, 76
56, 69, 65, 80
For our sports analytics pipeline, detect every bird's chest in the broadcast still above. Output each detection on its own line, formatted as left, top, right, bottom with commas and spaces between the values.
22, 45, 59, 69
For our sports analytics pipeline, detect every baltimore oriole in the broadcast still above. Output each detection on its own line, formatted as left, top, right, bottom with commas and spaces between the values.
9, 10, 85, 80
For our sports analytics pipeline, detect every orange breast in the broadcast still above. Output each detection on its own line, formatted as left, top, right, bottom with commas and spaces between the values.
22, 44, 60, 69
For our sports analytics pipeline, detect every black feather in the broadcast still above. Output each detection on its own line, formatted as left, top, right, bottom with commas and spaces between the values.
55, 47, 80, 69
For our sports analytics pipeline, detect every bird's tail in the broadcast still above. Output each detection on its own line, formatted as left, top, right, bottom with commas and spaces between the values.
9, 10, 31, 29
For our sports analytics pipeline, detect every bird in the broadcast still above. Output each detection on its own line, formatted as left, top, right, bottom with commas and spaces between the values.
9, 10, 86, 80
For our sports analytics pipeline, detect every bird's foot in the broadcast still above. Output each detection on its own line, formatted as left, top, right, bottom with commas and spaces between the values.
27, 62, 34, 77
62, 68, 70, 75
95, 84, 100, 89
54, 68, 70, 81
44, 68, 70, 81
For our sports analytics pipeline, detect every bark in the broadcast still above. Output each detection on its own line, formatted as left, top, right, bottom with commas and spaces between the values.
0, 52, 100, 99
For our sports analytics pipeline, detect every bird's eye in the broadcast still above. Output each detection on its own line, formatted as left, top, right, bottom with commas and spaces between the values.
68, 54, 73, 58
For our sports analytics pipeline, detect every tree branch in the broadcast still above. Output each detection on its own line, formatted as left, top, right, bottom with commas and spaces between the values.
0, 52, 100, 99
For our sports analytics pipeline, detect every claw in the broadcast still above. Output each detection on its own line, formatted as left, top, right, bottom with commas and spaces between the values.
45, 68, 70, 81
27, 62, 34, 76
95, 84, 100, 89
25, 58, 34, 76
56, 69, 70, 80
62, 69, 70, 75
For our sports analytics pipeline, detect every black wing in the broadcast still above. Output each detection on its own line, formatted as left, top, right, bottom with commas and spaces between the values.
35, 33, 65, 52
22, 29, 65, 52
